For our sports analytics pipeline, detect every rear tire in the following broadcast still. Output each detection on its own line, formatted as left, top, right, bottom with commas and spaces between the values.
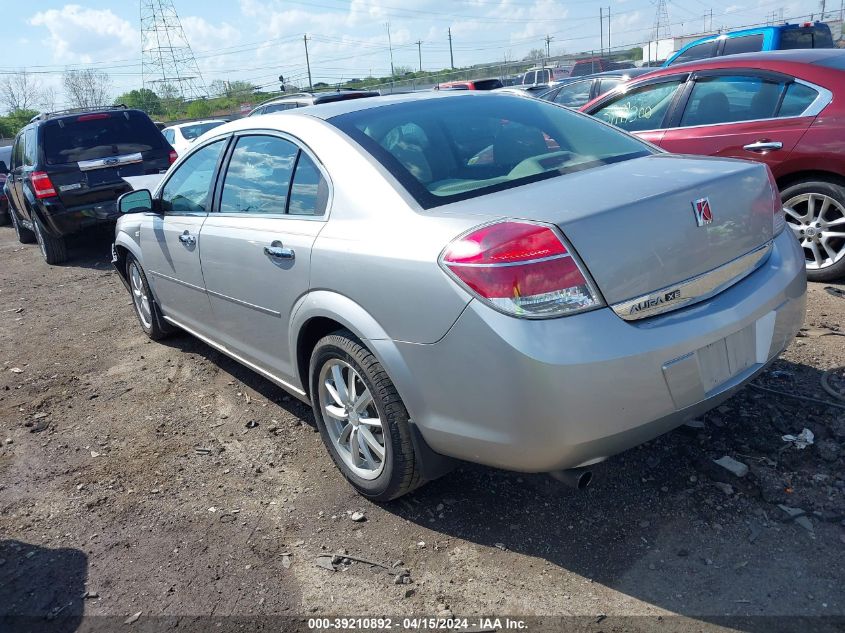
309, 330, 424, 501
10, 207, 35, 244
32, 214, 67, 265
126, 253, 174, 341
782, 179, 845, 282
0, 210, 9, 226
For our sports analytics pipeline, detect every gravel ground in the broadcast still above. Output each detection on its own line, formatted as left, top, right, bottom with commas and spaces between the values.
1, 227, 844, 633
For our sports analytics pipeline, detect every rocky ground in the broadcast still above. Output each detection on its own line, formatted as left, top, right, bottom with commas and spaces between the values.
1, 227, 844, 633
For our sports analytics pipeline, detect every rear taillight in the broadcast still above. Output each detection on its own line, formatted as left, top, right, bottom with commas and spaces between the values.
169, 150, 178, 164
766, 166, 785, 236
31, 172, 57, 199
440, 220, 603, 318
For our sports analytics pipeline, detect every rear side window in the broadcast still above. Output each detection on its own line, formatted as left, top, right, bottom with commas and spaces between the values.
781, 26, 834, 49
592, 80, 684, 131
24, 128, 36, 166
680, 76, 784, 127
288, 153, 329, 216
672, 40, 718, 65
162, 128, 176, 144
722, 34, 764, 56
552, 80, 593, 107
220, 135, 298, 214
43, 111, 165, 165
778, 82, 819, 117
12, 135, 24, 168
329, 95, 651, 209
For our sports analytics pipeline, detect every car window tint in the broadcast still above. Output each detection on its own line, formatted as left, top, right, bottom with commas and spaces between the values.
598, 78, 622, 95
180, 121, 224, 140
162, 129, 175, 144
160, 139, 226, 214
553, 80, 593, 107
288, 152, 329, 216
43, 111, 164, 165
330, 94, 651, 208
219, 135, 298, 214
778, 82, 819, 117
23, 128, 36, 166
13, 135, 24, 168
781, 26, 834, 49
672, 40, 718, 65
722, 34, 764, 56
680, 76, 784, 127
592, 80, 683, 131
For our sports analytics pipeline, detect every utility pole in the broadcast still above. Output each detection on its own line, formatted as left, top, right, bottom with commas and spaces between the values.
599, 8, 604, 56
607, 6, 611, 52
820, 0, 827, 20
303, 34, 313, 91
386, 23, 395, 77
416, 40, 423, 72
448, 27, 454, 69
545, 34, 553, 59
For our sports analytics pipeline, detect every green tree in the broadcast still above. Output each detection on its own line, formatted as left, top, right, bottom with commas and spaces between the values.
185, 99, 213, 119
0, 108, 39, 138
114, 88, 162, 115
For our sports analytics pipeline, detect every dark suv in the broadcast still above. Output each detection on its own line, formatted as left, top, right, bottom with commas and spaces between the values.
247, 90, 379, 116
4, 106, 175, 264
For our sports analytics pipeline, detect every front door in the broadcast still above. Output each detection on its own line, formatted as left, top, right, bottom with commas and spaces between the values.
141, 137, 228, 334
199, 133, 330, 385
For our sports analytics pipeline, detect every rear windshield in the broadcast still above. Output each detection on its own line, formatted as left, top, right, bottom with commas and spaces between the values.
781, 26, 834, 49
180, 121, 225, 140
329, 94, 652, 209
43, 111, 165, 165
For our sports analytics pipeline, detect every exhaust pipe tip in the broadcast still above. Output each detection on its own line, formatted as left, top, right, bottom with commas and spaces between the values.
549, 467, 593, 490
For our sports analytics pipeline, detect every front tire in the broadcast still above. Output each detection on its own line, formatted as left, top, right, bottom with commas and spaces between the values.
32, 214, 67, 265
310, 330, 423, 501
782, 179, 845, 282
126, 254, 173, 340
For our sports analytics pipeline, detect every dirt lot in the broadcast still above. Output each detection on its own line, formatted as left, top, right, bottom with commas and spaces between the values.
1, 227, 844, 633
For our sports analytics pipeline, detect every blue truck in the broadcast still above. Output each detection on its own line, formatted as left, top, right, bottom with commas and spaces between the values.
665, 21, 834, 66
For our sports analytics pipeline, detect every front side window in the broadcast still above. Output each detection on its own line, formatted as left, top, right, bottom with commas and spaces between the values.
722, 34, 764, 56
680, 75, 783, 127
330, 95, 652, 209
672, 40, 718, 65
553, 80, 593, 107
160, 139, 226, 214
219, 135, 298, 214
592, 80, 684, 132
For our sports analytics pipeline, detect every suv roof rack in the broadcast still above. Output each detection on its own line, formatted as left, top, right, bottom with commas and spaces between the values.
30, 104, 128, 123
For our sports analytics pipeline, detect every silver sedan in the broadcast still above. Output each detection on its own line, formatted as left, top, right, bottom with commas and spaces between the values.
113, 92, 806, 499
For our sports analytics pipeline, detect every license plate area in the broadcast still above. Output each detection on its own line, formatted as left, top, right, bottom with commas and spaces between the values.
697, 324, 757, 392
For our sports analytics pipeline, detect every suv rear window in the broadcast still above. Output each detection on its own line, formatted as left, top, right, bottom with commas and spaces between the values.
781, 26, 834, 49
329, 95, 651, 209
43, 111, 165, 165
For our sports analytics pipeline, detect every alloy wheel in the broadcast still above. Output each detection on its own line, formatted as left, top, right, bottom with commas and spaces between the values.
129, 262, 153, 329
318, 359, 386, 480
785, 192, 845, 271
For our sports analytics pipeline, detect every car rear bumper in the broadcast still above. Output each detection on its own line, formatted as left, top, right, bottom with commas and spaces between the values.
381, 230, 806, 473
36, 198, 118, 236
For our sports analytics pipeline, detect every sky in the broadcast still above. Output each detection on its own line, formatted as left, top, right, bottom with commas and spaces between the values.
0, 0, 824, 109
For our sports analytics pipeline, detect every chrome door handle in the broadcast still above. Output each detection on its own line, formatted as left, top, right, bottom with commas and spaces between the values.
178, 231, 196, 246
743, 141, 783, 152
264, 244, 295, 260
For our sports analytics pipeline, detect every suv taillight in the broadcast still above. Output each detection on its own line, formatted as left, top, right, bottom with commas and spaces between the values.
766, 166, 785, 236
439, 220, 603, 318
169, 150, 178, 164
31, 172, 57, 199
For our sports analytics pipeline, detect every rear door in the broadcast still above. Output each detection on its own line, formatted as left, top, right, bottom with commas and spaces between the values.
41, 110, 171, 218
199, 133, 329, 384
657, 72, 818, 177
141, 137, 229, 333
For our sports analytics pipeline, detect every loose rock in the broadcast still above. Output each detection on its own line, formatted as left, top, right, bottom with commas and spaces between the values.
713, 456, 749, 478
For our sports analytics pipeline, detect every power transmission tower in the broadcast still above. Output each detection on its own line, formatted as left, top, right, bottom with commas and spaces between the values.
140, 0, 207, 102
651, 0, 671, 41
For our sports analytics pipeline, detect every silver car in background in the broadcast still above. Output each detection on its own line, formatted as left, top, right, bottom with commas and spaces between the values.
113, 92, 806, 500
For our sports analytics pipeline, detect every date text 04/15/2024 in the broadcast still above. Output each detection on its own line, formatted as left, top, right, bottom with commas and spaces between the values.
307, 617, 528, 630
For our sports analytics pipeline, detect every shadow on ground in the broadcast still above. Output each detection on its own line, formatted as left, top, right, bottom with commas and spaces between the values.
0, 540, 88, 633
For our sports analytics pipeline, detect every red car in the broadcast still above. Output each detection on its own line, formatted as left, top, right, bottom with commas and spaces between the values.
581, 49, 845, 281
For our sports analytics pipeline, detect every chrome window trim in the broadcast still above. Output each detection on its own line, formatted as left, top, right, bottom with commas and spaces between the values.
611, 241, 773, 321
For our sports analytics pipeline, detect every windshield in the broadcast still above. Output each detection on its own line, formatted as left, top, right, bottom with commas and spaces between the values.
329, 94, 651, 208
43, 111, 165, 165
180, 121, 225, 140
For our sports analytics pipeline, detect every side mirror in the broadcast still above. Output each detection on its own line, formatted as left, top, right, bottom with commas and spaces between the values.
118, 189, 154, 214
0, 161, 7, 173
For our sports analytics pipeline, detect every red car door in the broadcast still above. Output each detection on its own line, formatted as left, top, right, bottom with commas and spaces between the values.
654, 73, 815, 178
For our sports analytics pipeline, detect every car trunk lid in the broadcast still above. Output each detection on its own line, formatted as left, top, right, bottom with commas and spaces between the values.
437, 153, 776, 314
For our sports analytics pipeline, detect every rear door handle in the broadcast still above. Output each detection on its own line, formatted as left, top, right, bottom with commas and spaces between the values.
264, 242, 295, 261
743, 141, 783, 152
178, 231, 196, 246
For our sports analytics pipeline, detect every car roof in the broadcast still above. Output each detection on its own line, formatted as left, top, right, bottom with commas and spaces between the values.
165, 119, 226, 130
642, 48, 845, 75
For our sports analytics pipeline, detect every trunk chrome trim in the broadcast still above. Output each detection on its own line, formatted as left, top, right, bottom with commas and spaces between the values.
611, 241, 773, 321
78, 152, 143, 172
